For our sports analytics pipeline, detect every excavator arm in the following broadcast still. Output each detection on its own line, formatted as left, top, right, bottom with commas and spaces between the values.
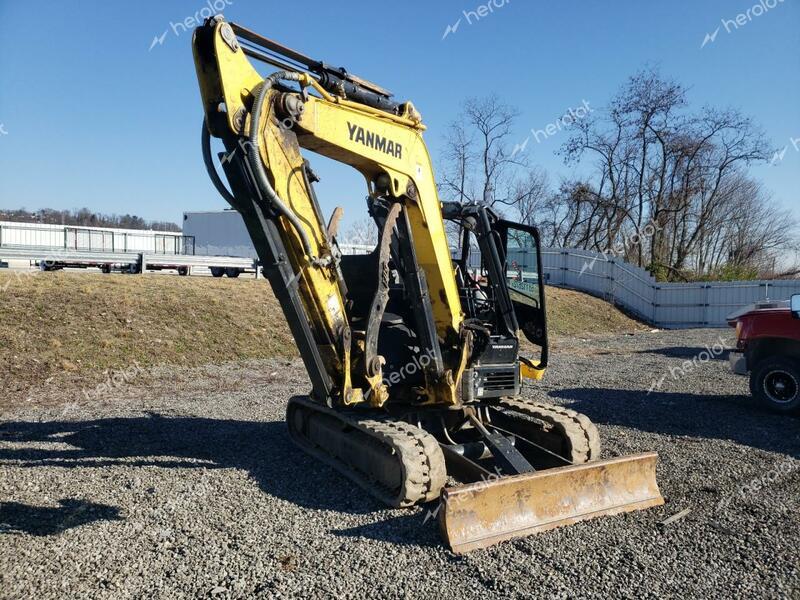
195, 17, 465, 408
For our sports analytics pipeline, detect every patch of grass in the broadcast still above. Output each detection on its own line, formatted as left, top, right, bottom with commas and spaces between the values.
544, 286, 645, 337
0, 272, 295, 392
0, 272, 644, 393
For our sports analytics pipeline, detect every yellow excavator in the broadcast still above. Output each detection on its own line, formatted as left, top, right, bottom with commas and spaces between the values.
192, 16, 663, 553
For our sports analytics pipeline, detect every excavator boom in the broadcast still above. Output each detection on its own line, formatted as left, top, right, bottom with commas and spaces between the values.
192, 15, 663, 553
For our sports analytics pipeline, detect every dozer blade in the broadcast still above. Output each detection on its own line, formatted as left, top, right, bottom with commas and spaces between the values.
439, 452, 664, 553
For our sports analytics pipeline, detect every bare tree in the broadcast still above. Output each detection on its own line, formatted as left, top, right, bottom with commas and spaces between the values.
440, 96, 528, 208
560, 67, 792, 280
506, 167, 551, 227
440, 119, 473, 205
705, 176, 798, 277
437, 74, 797, 280
0, 207, 180, 231
339, 218, 378, 247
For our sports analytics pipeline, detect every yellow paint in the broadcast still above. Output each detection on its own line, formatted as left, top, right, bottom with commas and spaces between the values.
520, 355, 546, 381
520, 361, 547, 381
194, 21, 464, 406
297, 97, 463, 337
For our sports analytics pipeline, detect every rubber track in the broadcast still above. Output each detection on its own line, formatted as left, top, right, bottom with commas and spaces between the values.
497, 398, 602, 463
287, 398, 447, 508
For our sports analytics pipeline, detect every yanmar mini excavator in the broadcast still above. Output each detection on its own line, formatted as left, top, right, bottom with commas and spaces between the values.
193, 16, 663, 552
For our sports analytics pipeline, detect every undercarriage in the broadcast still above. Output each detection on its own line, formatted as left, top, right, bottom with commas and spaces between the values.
287, 395, 661, 553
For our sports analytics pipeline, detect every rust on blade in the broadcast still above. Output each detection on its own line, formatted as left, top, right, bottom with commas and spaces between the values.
439, 452, 664, 553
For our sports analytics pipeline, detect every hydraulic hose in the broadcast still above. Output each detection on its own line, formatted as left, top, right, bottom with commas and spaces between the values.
248, 71, 319, 264
201, 118, 237, 206
200, 70, 320, 264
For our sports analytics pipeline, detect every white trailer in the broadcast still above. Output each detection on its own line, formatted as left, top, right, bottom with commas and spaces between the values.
0, 220, 188, 254
0, 220, 192, 273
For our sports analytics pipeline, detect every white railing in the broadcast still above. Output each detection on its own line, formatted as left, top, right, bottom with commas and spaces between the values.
464, 245, 798, 328
539, 248, 800, 328
0, 222, 193, 255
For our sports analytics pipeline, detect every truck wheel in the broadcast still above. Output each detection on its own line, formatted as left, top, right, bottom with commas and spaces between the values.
177, 266, 189, 276
101, 264, 112, 274
750, 357, 800, 414
210, 267, 225, 278
225, 268, 241, 278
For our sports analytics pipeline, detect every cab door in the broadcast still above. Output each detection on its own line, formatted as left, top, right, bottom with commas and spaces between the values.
496, 220, 549, 369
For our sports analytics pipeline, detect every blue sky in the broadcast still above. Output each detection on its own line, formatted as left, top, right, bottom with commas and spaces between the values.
0, 0, 797, 230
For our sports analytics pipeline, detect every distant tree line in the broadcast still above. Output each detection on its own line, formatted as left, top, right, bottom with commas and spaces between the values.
0, 208, 180, 232
439, 68, 798, 281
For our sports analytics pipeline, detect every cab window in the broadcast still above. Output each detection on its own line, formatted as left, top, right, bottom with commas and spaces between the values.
506, 228, 540, 309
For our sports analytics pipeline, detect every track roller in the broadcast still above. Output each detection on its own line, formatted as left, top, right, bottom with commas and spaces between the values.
286, 396, 446, 507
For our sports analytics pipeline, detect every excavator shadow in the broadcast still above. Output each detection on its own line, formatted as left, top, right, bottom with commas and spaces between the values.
0, 412, 436, 544
634, 346, 730, 361
0, 498, 123, 536
331, 513, 442, 548
549, 388, 800, 458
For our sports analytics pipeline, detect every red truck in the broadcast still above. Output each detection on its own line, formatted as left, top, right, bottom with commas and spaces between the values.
727, 294, 800, 413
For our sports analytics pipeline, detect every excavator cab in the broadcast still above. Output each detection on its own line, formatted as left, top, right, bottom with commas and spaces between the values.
442, 203, 549, 401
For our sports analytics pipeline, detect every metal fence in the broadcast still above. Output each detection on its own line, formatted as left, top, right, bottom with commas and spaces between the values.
342, 243, 798, 328
538, 248, 800, 329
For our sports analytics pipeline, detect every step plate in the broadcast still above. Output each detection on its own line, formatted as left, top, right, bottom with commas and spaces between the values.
439, 452, 664, 553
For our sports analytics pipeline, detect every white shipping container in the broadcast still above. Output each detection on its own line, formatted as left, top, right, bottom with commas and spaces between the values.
183, 210, 257, 259
183, 210, 376, 259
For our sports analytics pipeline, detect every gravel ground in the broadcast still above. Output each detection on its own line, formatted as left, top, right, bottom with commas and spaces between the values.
1, 329, 798, 599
